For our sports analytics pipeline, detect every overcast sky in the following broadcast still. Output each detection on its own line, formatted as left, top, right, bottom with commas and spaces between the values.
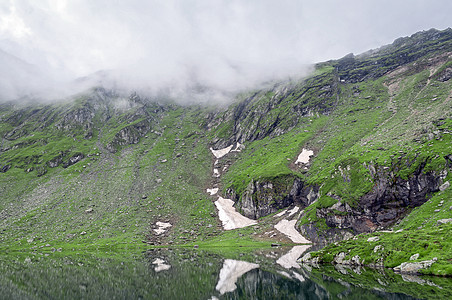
0, 0, 451, 101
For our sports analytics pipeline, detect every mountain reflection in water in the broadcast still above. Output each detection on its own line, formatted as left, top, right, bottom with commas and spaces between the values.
0, 246, 450, 299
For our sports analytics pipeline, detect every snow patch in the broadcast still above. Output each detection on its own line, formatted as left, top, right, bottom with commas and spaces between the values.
216, 259, 259, 295
154, 222, 172, 235
215, 197, 257, 230
213, 168, 220, 177
275, 219, 310, 244
288, 206, 300, 217
275, 209, 288, 217
210, 145, 234, 159
231, 142, 244, 152
207, 188, 219, 195
295, 148, 314, 164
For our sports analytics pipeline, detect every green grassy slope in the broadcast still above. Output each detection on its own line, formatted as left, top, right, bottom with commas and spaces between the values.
0, 29, 451, 270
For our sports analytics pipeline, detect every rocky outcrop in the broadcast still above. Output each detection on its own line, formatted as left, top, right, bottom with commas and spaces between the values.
47, 152, 85, 168
394, 258, 437, 274
62, 153, 85, 168
106, 119, 151, 153
301, 162, 445, 244
234, 177, 318, 219
337, 28, 452, 83
0, 164, 11, 173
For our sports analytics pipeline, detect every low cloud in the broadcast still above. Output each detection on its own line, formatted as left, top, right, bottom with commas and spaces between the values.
0, 0, 451, 103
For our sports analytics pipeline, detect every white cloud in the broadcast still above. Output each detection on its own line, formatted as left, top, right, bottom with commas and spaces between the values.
0, 0, 451, 102
0, 2, 31, 39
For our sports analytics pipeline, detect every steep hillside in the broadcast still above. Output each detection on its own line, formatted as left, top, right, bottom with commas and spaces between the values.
0, 28, 451, 275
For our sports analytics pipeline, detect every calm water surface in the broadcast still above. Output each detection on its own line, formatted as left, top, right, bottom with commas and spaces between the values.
1, 246, 450, 299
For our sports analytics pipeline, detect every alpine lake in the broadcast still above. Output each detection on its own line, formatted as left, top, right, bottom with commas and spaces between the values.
1, 244, 451, 299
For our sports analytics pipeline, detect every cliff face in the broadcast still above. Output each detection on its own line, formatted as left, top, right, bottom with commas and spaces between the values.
233, 177, 319, 220
300, 162, 445, 244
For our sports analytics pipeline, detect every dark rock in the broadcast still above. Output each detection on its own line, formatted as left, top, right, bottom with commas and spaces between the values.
301, 162, 442, 244
106, 119, 152, 153
234, 177, 319, 219
0, 164, 11, 173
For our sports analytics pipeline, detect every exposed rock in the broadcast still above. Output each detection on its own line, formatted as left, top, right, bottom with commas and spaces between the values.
437, 218, 452, 225
333, 252, 348, 264
62, 153, 84, 168
298, 252, 312, 263
439, 181, 450, 191
0, 164, 11, 173
235, 177, 318, 219
394, 258, 437, 274
410, 253, 420, 260
367, 236, 380, 242
373, 245, 384, 253
350, 255, 362, 265
106, 119, 151, 153
84, 207, 93, 213
301, 162, 443, 244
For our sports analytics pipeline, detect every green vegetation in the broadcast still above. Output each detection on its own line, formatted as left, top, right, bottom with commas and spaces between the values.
310, 179, 452, 275
0, 29, 451, 283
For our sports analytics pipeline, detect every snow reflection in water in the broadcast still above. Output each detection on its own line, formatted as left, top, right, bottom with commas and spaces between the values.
215, 259, 259, 295
276, 245, 311, 269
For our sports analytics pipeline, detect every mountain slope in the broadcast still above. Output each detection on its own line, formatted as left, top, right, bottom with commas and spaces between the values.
0, 28, 451, 274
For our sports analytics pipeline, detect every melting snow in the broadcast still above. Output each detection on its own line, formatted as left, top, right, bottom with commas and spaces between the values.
275, 209, 288, 217
154, 222, 172, 235
210, 145, 234, 159
215, 259, 259, 295
207, 188, 219, 195
295, 148, 314, 164
215, 197, 257, 230
288, 206, 300, 217
275, 219, 311, 243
